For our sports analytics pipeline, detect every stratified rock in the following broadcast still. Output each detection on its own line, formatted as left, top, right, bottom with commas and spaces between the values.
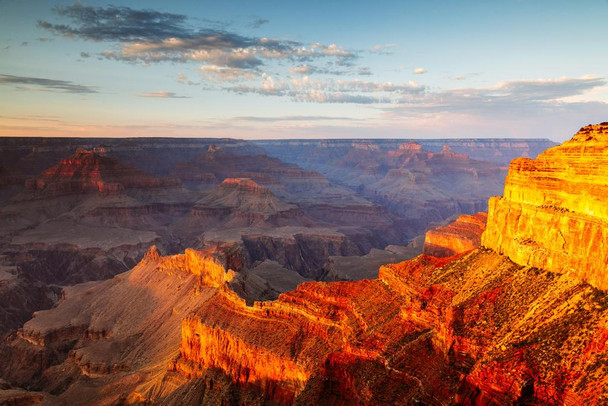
423, 212, 487, 257
23, 148, 181, 198
257, 139, 507, 237
482, 123, 608, 290
0, 246, 231, 398
190, 178, 311, 229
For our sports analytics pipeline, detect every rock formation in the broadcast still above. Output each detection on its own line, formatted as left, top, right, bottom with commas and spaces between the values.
483, 122, 608, 290
189, 178, 311, 229
256, 138, 508, 237
0, 246, 232, 402
424, 212, 487, 257
23, 148, 181, 197
6, 129, 607, 405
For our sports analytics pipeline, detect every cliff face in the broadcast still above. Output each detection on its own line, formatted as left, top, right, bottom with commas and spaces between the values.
24, 148, 181, 197
483, 123, 608, 290
173, 255, 461, 404
3, 128, 608, 405
424, 212, 487, 257
0, 245, 229, 398
142, 245, 236, 288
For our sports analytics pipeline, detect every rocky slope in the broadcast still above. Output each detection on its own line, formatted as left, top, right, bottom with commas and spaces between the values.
170, 251, 608, 404
483, 122, 608, 290
163, 124, 608, 404
11, 244, 607, 404
423, 212, 487, 257
188, 178, 311, 229
0, 246, 230, 403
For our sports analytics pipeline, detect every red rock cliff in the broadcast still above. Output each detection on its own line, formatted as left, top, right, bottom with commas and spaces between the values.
424, 212, 487, 257
482, 123, 608, 290
142, 245, 235, 288
25, 148, 181, 196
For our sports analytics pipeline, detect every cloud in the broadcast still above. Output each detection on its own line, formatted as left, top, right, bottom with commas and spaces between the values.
288, 64, 316, 75
20, 41, 28, 47
38, 4, 189, 42
369, 43, 397, 55
137, 91, 189, 98
200, 65, 256, 82
358, 67, 372, 76
293, 91, 386, 104
413, 68, 427, 74
0, 74, 97, 94
80, 51, 90, 58
387, 76, 608, 119
230, 76, 424, 104
38, 4, 356, 69
249, 17, 269, 29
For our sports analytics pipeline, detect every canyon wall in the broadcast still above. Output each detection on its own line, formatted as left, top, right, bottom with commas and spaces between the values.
483, 123, 608, 290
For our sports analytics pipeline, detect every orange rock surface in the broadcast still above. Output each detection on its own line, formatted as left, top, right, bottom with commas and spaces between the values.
171, 249, 608, 404
142, 245, 236, 287
483, 123, 608, 290
423, 212, 487, 257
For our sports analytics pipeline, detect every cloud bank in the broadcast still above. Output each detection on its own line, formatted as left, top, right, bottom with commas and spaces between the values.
0, 74, 97, 94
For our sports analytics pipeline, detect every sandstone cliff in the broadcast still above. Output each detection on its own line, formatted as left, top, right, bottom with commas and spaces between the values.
171, 249, 608, 405
483, 123, 608, 290
424, 212, 487, 257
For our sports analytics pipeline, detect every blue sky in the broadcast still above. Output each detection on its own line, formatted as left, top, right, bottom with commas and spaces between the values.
0, 0, 607, 140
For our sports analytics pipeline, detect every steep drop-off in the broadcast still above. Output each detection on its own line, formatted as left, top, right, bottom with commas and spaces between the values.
483, 122, 608, 290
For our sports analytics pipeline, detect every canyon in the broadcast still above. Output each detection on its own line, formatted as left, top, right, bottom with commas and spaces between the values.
0, 137, 547, 337
3, 130, 603, 405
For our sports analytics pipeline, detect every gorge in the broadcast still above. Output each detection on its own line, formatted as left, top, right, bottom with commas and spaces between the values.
0, 124, 606, 404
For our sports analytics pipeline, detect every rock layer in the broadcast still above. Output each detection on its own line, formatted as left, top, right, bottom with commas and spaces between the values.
172, 250, 608, 405
483, 123, 608, 290
424, 212, 487, 257
24, 148, 180, 197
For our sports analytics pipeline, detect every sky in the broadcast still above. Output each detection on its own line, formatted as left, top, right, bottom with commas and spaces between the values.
0, 0, 607, 141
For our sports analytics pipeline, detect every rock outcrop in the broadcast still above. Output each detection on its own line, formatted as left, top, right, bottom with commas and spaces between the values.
189, 178, 312, 229
0, 246, 229, 399
171, 248, 608, 405
24, 148, 181, 197
424, 212, 487, 257
483, 123, 608, 290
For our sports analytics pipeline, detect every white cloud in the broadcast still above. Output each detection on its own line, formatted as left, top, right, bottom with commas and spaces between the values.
288, 64, 316, 74
413, 68, 427, 74
369, 43, 398, 54
200, 65, 256, 82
